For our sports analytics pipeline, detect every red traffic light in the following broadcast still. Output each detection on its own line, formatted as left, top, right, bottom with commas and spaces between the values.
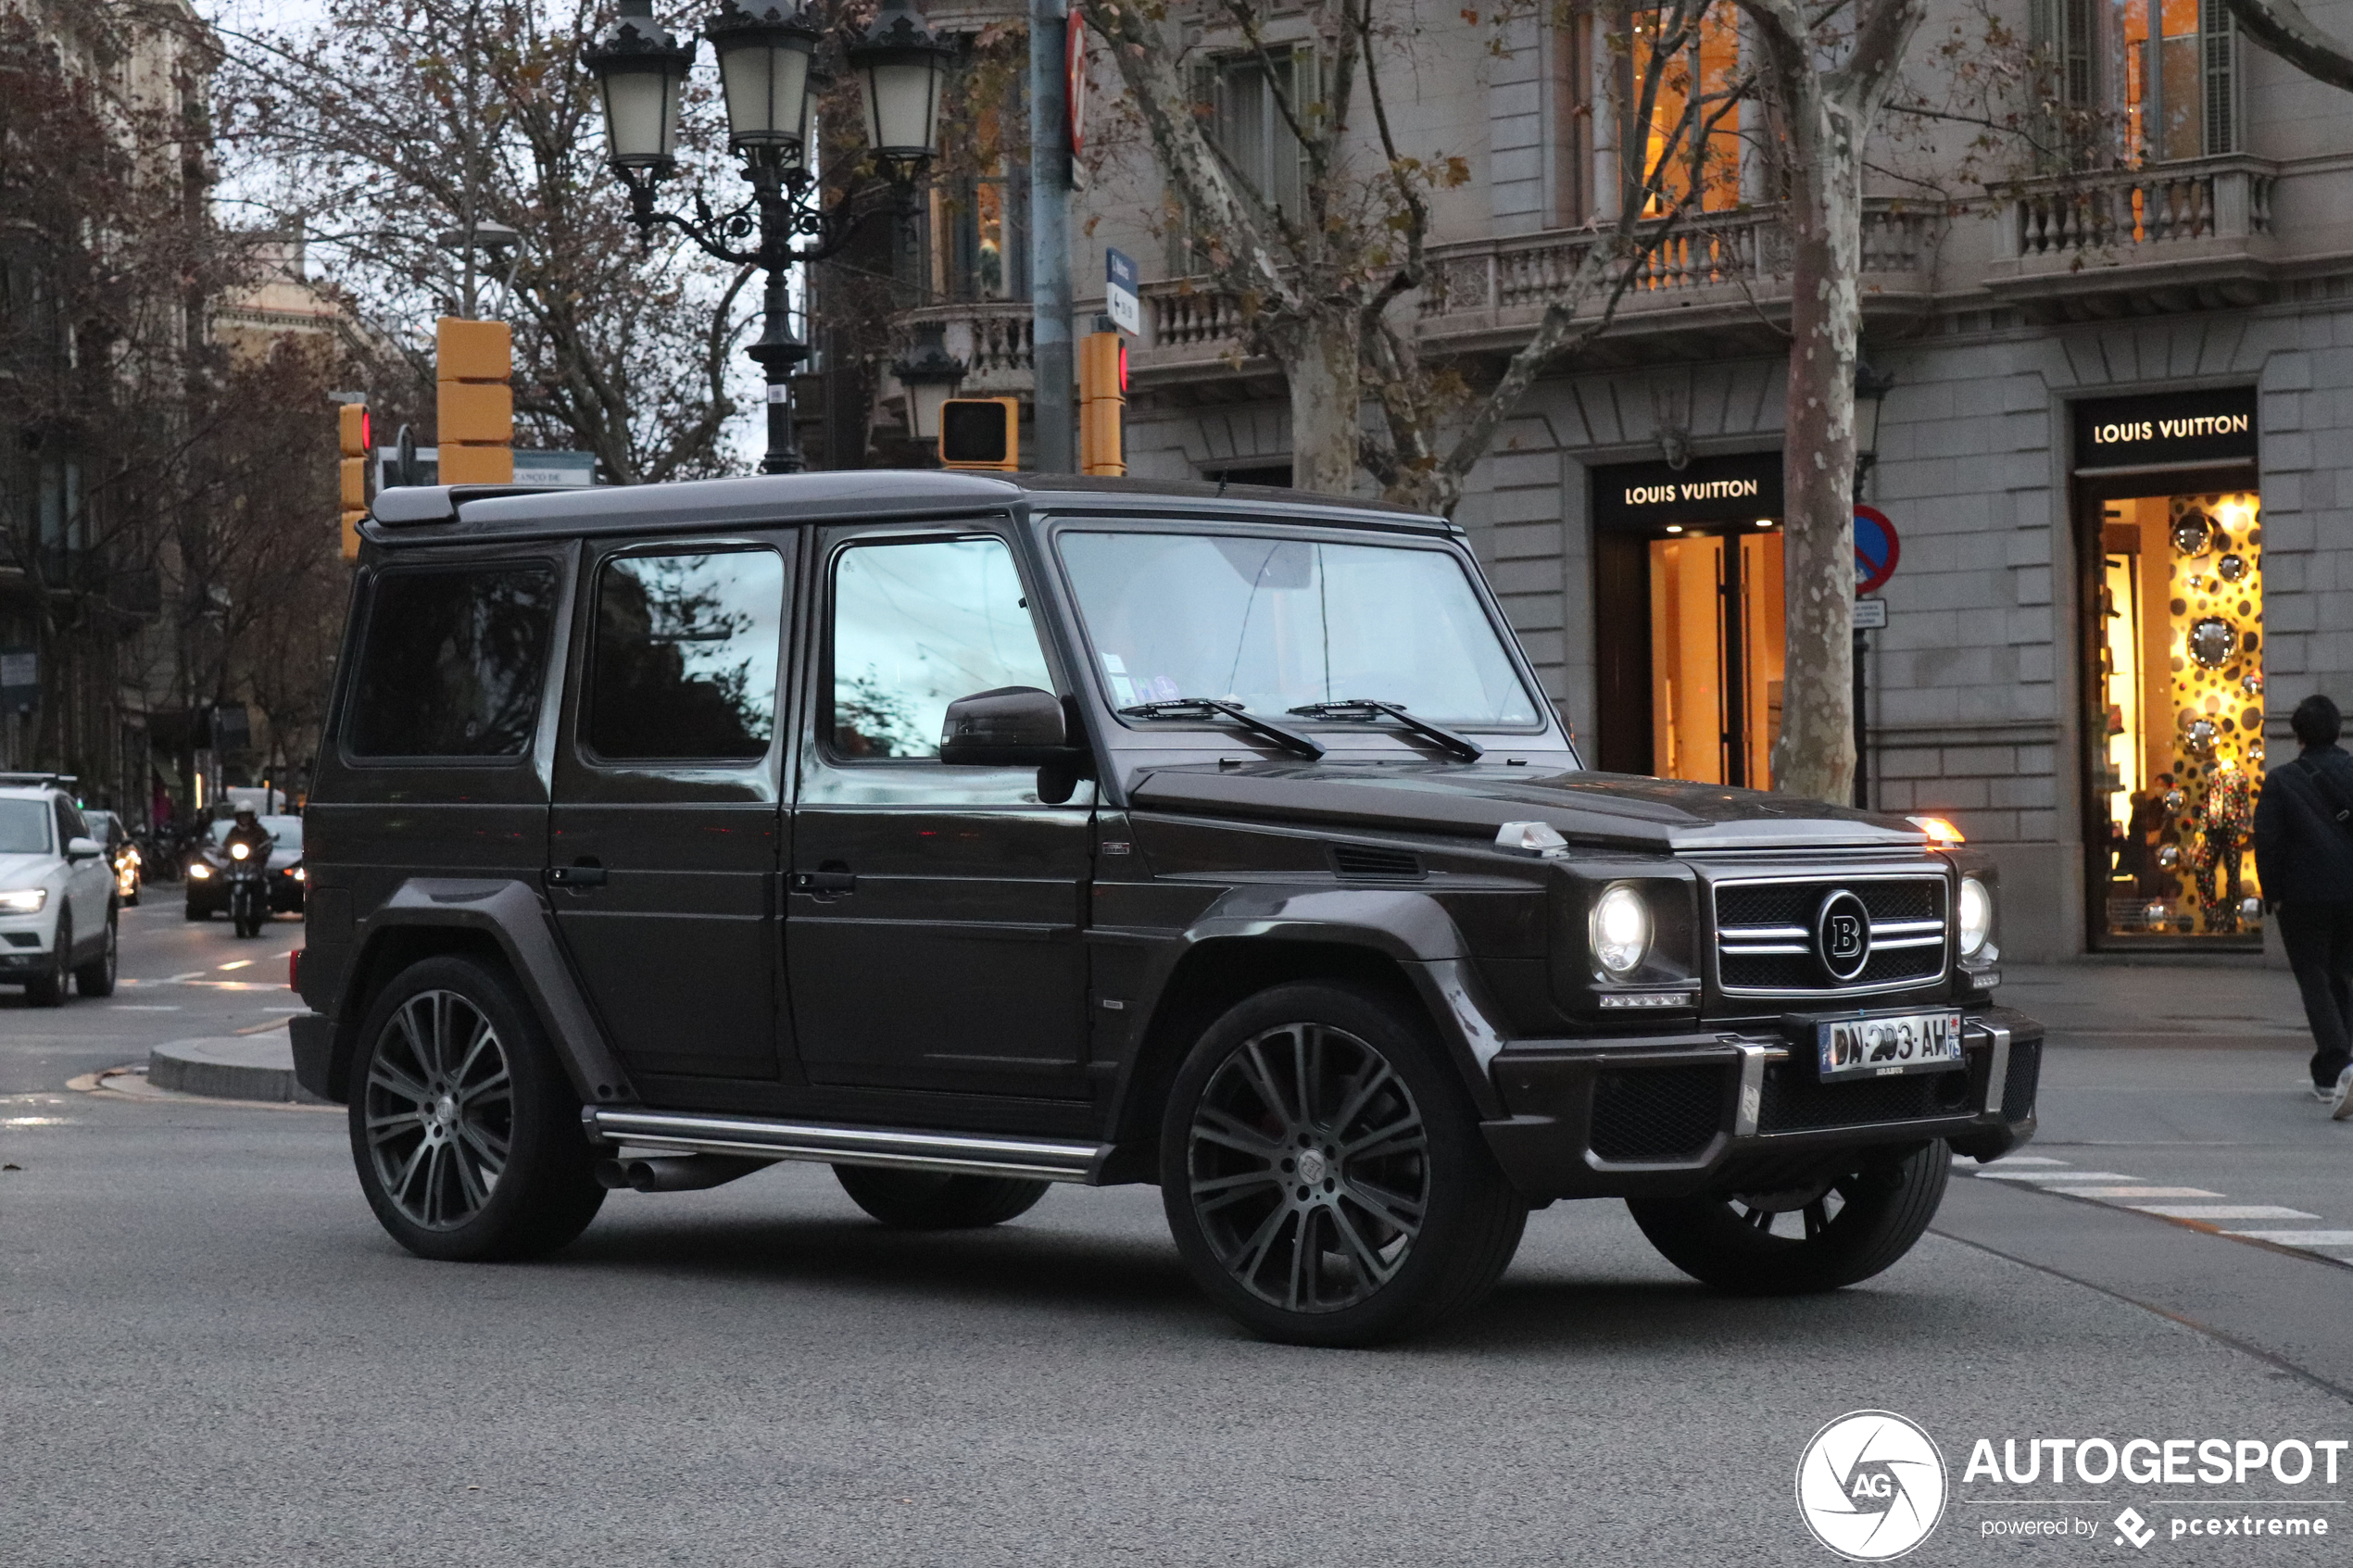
1118, 342, 1128, 395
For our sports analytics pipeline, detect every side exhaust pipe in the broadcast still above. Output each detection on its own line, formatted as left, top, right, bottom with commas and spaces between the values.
594, 1154, 774, 1193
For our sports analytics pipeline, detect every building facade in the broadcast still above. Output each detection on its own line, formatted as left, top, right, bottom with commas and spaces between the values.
866, 0, 2353, 963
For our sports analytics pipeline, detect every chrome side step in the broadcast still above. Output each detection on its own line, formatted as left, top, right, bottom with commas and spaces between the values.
582, 1108, 1108, 1184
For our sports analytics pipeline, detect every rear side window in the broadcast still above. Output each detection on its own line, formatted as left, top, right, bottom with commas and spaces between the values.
346, 564, 558, 759
586, 548, 785, 762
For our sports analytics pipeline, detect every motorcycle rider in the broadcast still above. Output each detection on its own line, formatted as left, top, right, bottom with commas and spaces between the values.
221, 807, 273, 868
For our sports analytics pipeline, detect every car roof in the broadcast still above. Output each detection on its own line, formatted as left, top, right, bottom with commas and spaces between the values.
363, 471, 1452, 548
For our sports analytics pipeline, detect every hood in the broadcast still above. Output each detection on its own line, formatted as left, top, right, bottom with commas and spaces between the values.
1127, 762, 1927, 853
0, 850, 57, 889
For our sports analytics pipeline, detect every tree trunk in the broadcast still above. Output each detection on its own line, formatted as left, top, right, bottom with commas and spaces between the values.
1288, 312, 1364, 495
1770, 91, 1861, 807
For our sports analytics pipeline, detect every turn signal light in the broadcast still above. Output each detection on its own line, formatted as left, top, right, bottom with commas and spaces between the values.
1907, 814, 1966, 847
289, 948, 303, 992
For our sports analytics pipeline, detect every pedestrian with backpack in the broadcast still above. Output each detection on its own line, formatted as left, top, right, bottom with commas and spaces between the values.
2254, 694, 2353, 1117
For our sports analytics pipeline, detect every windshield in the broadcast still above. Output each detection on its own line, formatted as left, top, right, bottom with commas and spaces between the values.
211, 816, 303, 849
1057, 531, 1541, 727
0, 799, 49, 855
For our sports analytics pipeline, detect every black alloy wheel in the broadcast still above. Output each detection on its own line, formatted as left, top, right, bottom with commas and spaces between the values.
349, 955, 603, 1261
1160, 982, 1528, 1347
1626, 1140, 1951, 1295
73, 909, 117, 997
25, 910, 69, 1008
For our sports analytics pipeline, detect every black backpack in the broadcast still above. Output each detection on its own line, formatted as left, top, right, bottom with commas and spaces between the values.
2295, 751, 2353, 834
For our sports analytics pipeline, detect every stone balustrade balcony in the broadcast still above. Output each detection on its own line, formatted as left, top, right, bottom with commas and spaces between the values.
1984, 156, 2278, 318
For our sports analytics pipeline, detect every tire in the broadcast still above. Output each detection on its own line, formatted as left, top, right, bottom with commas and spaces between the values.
1626, 1140, 1951, 1295
833, 1165, 1049, 1229
1159, 981, 1528, 1348
348, 955, 605, 1261
24, 911, 69, 1008
74, 909, 117, 997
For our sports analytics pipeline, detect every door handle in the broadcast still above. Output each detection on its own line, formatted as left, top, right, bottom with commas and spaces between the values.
791, 870, 858, 895
546, 862, 608, 888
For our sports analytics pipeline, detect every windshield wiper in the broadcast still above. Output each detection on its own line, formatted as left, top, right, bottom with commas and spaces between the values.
1118, 697, 1327, 759
1286, 699, 1484, 762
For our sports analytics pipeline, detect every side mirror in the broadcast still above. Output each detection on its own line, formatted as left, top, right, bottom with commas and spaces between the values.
940, 685, 1080, 766
65, 836, 102, 861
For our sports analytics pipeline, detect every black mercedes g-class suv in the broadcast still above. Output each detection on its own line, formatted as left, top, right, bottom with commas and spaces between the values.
291, 471, 2038, 1346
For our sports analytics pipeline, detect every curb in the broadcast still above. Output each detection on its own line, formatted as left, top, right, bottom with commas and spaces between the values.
147, 1036, 330, 1105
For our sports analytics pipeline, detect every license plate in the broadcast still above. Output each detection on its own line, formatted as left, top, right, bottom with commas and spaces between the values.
1816, 1010, 1965, 1081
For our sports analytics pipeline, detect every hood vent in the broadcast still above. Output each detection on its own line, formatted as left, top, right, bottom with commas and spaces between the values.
1330, 844, 1426, 881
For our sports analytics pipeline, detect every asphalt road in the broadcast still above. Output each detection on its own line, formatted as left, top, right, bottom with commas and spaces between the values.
4, 915, 2350, 1565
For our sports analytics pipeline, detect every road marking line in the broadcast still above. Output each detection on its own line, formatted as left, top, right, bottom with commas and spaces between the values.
107, 1005, 182, 1012
2059, 1186, 2223, 1198
1966, 1155, 2070, 1166
166, 972, 202, 983
218, 960, 253, 972
2224, 1230, 2353, 1246
1975, 1170, 2142, 1182
2129, 1203, 2321, 1220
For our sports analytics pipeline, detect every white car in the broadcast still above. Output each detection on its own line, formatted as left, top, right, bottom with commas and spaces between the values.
0, 775, 118, 1006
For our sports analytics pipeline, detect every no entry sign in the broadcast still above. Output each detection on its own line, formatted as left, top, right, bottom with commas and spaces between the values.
1855, 505, 1901, 595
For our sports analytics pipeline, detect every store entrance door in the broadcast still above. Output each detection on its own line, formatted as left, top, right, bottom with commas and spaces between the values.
1645, 528, 1785, 785
1593, 451, 1786, 785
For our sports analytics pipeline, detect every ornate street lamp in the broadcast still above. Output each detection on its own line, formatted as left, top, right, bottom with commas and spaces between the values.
890, 320, 966, 449
584, 0, 952, 474
1854, 361, 1896, 480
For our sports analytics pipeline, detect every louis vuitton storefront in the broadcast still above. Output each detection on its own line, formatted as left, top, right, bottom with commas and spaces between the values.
2075, 387, 2265, 950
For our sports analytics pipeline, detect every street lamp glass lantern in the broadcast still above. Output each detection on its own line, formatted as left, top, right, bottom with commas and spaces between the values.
705, 0, 821, 152
893, 322, 966, 442
1854, 361, 1896, 467
585, 0, 694, 169
848, 1, 952, 164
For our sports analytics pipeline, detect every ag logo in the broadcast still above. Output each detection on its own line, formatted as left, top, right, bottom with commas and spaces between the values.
1815, 889, 1873, 983
1795, 1410, 1947, 1561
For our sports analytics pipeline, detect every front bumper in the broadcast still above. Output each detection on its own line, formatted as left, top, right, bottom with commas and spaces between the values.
0, 908, 58, 972
1481, 1005, 2040, 1201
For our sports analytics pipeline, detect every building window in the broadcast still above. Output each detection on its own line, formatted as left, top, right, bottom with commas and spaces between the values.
927, 83, 1026, 303
1625, 2, 1743, 214
2042, 0, 2236, 160
1199, 47, 1308, 222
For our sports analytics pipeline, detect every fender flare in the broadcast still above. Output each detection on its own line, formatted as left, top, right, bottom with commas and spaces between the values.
1105, 886, 1513, 1152
327, 878, 635, 1106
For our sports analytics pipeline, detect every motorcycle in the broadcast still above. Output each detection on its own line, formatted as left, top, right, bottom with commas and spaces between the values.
226, 839, 268, 937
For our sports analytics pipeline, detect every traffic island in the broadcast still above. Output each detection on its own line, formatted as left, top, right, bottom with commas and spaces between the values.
146, 1035, 330, 1105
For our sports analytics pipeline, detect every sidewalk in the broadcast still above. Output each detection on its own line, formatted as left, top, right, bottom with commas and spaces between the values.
2000, 956, 2308, 1042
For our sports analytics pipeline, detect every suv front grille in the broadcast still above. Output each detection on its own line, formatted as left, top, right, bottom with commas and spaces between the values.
1713, 875, 1949, 997
1589, 1065, 1726, 1161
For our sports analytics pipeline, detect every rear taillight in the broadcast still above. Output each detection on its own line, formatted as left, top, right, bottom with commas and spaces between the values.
288, 948, 302, 992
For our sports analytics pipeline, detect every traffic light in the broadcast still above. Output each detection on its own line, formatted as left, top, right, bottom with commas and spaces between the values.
938, 397, 1022, 471
337, 401, 371, 560
436, 317, 513, 484
1078, 330, 1126, 476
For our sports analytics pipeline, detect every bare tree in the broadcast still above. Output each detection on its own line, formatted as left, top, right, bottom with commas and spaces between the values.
1731, 0, 1927, 804
1079, 0, 1735, 510
213, 0, 758, 483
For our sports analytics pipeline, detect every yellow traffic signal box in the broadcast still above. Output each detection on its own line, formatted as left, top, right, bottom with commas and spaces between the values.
337, 401, 371, 560
436, 317, 513, 484
1078, 331, 1126, 476
939, 397, 1022, 471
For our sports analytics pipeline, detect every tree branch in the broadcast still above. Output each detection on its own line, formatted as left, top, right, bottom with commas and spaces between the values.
2226, 0, 2353, 92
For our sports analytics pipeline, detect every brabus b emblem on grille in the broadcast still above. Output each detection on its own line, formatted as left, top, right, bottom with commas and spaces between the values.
1814, 889, 1873, 983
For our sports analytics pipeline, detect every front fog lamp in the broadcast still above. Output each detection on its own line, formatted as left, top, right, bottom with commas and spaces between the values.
1958, 875, 1993, 960
1590, 884, 1653, 979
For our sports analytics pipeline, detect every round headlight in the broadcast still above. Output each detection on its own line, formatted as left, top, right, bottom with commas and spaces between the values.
1958, 875, 1993, 959
1590, 884, 1652, 978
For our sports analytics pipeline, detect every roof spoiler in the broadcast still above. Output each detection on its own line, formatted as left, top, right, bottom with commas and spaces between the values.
370, 484, 562, 526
